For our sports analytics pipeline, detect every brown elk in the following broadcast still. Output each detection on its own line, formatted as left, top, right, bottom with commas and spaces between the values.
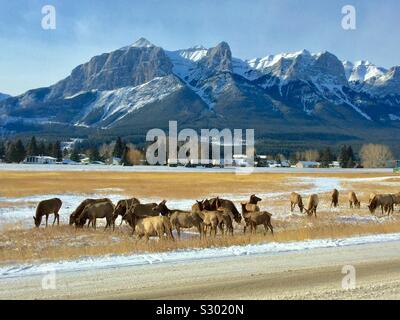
70, 198, 111, 226
240, 203, 273, 235
368, 194, 394, 216
33, 198, 62, 228
152, 200, 203, 238
192, 201, 220, 237
290, 192, 304, 213
208, 197, 242, 223
112, 198, 140, 226
305, 194, 319, 217
121, 202, 159, 225
331, 189, 339, 208
244, 194, 262, 212
348, 191, 360, 209
129, 214, 174, 240
77, 201, 115, 230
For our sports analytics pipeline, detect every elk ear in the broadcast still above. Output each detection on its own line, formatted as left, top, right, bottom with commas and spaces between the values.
162, 200, 167, 204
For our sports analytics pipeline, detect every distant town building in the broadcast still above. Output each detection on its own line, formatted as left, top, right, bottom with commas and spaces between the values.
329, 161, 341, 168
295, 161, 321, 168
23, 156, 57, 164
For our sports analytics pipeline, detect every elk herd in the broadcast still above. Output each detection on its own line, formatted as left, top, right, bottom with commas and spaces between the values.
33, 189, 400, 240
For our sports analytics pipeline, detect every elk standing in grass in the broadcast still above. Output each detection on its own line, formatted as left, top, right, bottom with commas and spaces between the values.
70, 198, 111, 226
112, 198, 140, 226
331, 189, 339, 208
290, 192, 304, 213
130, 214, 174, 241
368, 194, 394, 216
153, 200, 203, 238
305, 194, 319, 217
77, 201, 115, 230
348, 191, 361, 209
33, 198, 62, 228
244, 194, 262, 212
192, 201, 220, 237
240, 203, 273, 235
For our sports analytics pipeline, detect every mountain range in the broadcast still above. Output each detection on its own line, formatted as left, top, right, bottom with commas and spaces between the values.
1, 38, 400, 153
0, 93, 10, 102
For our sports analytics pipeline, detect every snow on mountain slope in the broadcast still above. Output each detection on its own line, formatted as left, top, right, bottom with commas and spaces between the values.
343, 60, 387, 82
76, 75, 184, 128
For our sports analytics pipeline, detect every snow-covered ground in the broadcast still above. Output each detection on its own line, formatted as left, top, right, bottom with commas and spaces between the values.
2, 232, 400, 279
1, 175, 398, 227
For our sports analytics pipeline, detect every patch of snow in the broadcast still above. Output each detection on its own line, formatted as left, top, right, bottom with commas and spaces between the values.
389, 114, 400, 121
3, 232, 400, 279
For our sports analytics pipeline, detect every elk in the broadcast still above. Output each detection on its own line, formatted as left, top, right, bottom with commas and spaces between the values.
192, 201, 220, 237
290, 192, 304, 213
112, 198, 140, 226
331, 189, 339, 208
368, 194, 394, 216
33, 198, 62, 228
305, 194, 319, 217
240, 203, 273, 235
70, 198, 111, 226
77, 201, 115, 230
244, 194, 262, 212
348, 191, 360, 209
130, 214, 174, 240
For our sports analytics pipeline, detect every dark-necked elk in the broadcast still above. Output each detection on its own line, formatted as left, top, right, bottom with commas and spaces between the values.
152, 200, 203, 238
121, 202, 159, 226
208, 197, 242, 224
290, 192, 304, 213
70, 198, 110, 226
348, 191, 360, 209
34, 198, 62, 228
112, 198, 140, 226
129, 214, 174, 240
368, 194, 394, 216
244, 194, 262, 212
77, 201, 115, 230
331, 189, 339, 208
240, 203, 273, 235
305, 194, 319, 217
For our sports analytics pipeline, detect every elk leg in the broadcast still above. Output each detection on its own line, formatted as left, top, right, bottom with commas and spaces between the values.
268, 221, 274, 234
176, 226, 181, 239
52, 214, 57, 226
45, 215, 49, 228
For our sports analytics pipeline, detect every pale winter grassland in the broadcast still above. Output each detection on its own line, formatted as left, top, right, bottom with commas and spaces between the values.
0, 170, 399, 264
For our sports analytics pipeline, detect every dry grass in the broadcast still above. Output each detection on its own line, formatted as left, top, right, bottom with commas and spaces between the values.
1, 170, 400, 265
1, 220, 400, 265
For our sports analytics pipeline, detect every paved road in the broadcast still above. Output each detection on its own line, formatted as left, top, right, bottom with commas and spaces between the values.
1, 240, 400, 300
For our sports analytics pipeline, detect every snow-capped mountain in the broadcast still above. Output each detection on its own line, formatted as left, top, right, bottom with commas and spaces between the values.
0, 93, 10, 102
1, 38, 400, 147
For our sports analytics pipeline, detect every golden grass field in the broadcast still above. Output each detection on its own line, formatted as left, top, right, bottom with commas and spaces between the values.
0, 170, 399, 265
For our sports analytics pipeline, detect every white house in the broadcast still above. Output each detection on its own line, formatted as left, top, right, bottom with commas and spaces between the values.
295, 161, 320, 168
24, 156, 57, 164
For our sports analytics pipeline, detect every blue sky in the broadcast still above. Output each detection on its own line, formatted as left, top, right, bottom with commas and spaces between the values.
0, 0, 399, 96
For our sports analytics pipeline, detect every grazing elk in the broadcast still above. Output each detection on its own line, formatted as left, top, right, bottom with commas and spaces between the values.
348, 191, 360, 209
368, 194, 394, 216
208, 197, 242, 224
331, 189, 339, 208
240, 203, 273, 235
33, 198, 62, 228
112, 198, 140, 226
152, 200, 203, 238
121, 202, 159, 225
290, 192, 304, 213
77, 201, 115, 230
393, 193, 400, 211
70, 198, 111, 226
305, 194, 319, 217
130, 214, 174, 240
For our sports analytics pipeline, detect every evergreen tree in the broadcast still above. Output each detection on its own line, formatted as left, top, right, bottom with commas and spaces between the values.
6, 140, 26, 163
339, 145, 349, 168
47, 142, 53, 157
319, 147, 334, 168
70, 148, 81, 162
121, 146, 132, 166
37, 141, 46, 156
113, 137, 125, 158
0, 140, 5, 160
27, 136, 39, 156
89, 147, 101, 162
52, 141, 63, 162
346, 146, 355, 168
